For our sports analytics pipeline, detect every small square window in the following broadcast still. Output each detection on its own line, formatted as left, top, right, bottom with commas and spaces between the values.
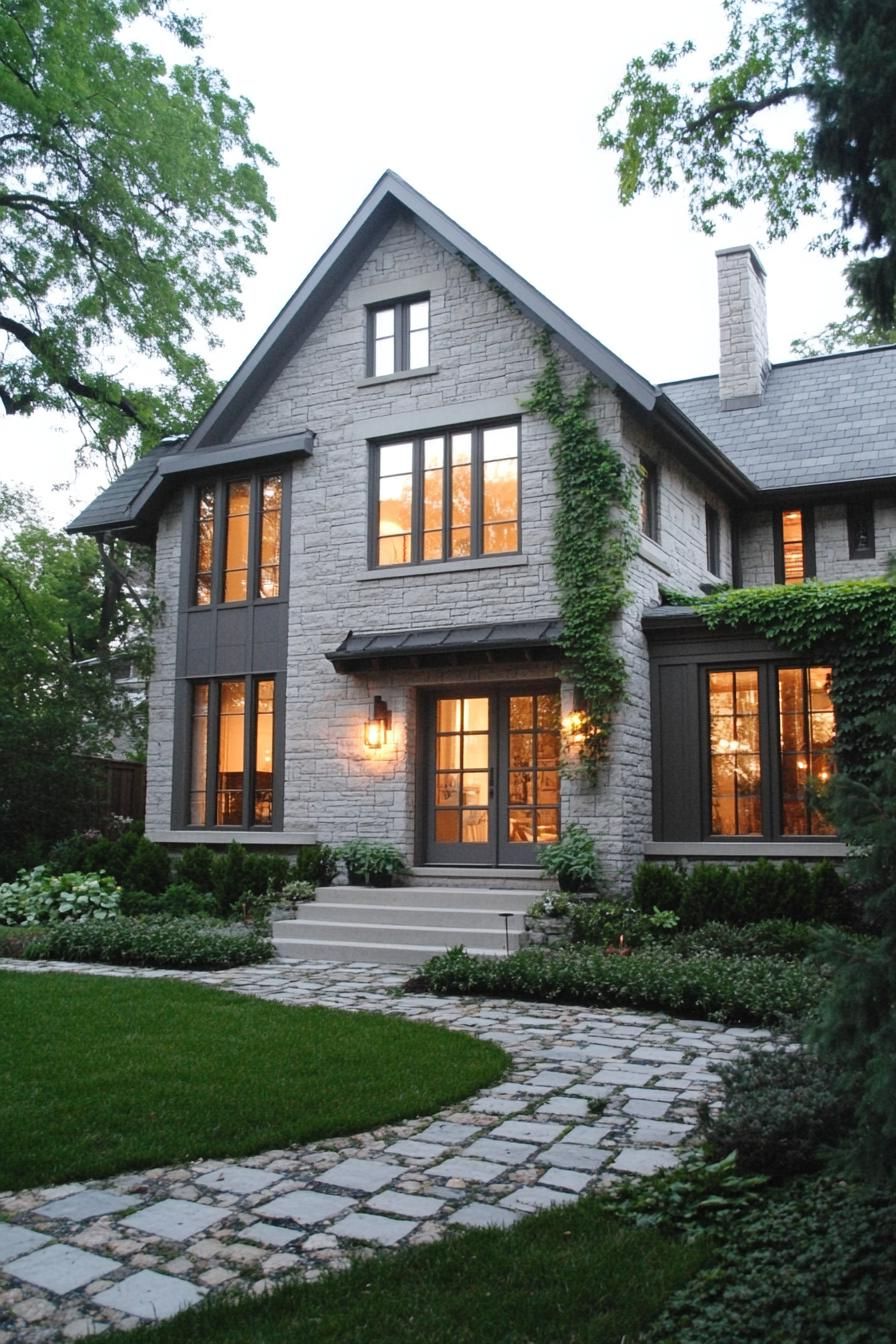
640, 455, 659, 541
705, 504, 721, 576
847, 502, 875, 559
367, 296, 430, 376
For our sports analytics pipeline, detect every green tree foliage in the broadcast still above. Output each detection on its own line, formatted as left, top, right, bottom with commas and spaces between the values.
809, 711, 896, 1184
0, 0, 274, 462
598, 0, 896, 348
0, 487, 151, 874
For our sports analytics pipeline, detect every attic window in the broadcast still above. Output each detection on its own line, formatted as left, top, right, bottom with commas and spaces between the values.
775, 508, 815, 584
368, 296, 429, 376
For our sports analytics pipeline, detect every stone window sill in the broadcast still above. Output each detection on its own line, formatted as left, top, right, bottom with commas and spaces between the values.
358, 554, 529, 581
358, 366, 439, 388
644, 840, 847, 859
147, 829, 317, 847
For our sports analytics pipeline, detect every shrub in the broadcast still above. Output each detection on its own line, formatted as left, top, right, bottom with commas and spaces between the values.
209, 841, 248, 916
123, 835, 171, 896
242, 852, 291, 899
569, 900, 678, 948
698, 1043, 855, 1177
337, 840, 407, 885
679, 863, 738, 928
537, 823, 600, 893
670, 919, 823, 959
642, 1178, 896, 1344
418, 944, 823, 1026
631, 861, 688, 915
175, 845, 215, 893
527, 893, 572, 919
22, 915, 272, 970
279, 878, 317, 904
293, 843, 337, 886
120, 882, 216, 918
0, 867, 121, 925
609, 1149, 767, 1240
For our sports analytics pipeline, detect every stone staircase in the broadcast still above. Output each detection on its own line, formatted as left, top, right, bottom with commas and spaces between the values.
272, 879, 549, 965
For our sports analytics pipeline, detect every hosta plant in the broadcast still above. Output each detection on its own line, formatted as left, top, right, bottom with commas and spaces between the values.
0, 867, 121, 925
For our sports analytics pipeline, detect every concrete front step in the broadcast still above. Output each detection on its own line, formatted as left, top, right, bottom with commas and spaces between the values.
272, 882, 537, 963
275, 937, 507, 966
272, 916, 521, 953
406, 866, 556, 893
288, 901, 528, 931
316, 886, 536, 913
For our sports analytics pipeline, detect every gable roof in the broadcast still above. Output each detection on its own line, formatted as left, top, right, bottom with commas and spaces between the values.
69, 171, 753, 537
663, 345, 896, 493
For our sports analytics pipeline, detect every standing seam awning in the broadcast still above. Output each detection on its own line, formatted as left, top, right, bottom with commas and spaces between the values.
325, 618, 564, 672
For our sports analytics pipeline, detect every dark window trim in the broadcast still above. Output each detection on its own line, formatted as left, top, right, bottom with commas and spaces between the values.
847, 500, 876, 559
773, 506, 816, 584
186, 468, 290, 612
640, 454, 659, 542
366, 292, 430, 377
368, 418, 522, 570
180, 672, 284, 832
705, 503, 721, 576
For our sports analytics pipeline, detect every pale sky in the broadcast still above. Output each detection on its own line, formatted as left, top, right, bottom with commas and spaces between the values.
3, 0, 850, 527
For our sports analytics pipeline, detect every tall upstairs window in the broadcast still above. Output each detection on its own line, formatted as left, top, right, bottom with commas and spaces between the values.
368, 296, 430, 376
775, 508, 815, 584
640, 455, 659, 541
192, 474, 283, 606
373, 421, 519, 567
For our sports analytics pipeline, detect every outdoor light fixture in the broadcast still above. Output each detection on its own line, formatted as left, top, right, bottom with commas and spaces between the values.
561, 689, 587, 747
364, 695, 392, 749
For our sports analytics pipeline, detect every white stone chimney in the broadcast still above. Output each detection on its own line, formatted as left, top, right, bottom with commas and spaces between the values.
716, 244, 770, 409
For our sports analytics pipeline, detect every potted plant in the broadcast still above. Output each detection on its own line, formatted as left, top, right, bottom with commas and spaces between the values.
537, 823, 600, 894
336, 840, 407, 887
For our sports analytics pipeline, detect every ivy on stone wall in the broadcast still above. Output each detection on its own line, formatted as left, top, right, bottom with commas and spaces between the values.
525, 333, 638, 783
665, 575, 896, 777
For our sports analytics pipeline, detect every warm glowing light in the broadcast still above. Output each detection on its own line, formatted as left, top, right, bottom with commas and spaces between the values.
364, 696, 392, 750
562, 709, 587, 744
797, 758, 808, 771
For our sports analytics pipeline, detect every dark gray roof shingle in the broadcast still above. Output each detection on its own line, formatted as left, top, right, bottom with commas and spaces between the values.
662, 347, 896, 491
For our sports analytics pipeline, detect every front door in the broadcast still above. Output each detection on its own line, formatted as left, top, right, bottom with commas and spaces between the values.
423, 685, 561, 865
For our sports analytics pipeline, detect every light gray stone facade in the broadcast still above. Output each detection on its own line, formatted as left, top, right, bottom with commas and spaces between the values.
145, 216, 729, 879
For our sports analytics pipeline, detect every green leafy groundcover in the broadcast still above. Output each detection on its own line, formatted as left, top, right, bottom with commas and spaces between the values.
416, 946, 824, 1026
17, 915, 271, 970
642, 1177, 896, 1344
0, 972, 507, 1190
104, 1195, 707, 1344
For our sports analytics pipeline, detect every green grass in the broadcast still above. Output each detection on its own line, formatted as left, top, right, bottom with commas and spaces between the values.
0, 970, 507, 1190
107, 1195, 709, 1344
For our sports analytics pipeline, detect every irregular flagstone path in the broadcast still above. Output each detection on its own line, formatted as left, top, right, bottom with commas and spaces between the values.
0, 957, 771, 1341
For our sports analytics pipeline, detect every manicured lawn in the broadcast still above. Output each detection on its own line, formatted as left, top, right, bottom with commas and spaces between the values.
107, 1194, 709, 1344
0, 971, 507, 1190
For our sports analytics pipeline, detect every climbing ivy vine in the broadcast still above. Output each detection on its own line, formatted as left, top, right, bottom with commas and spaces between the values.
664, 576, 896, 777
525, 334, 638, 783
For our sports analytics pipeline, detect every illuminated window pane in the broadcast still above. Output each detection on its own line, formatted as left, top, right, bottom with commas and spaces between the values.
254, 679, 274, 825
190, 683, 209, 824
194, 489, 215, 605
778, 666, 835, 835
223, 481, 250, 602
408, 300, 429, 369
216, 679, 245, 825
258, 476, 281, 599
708, 669, 761, 835
781, 509, 805, 584
434, 696, 490, 847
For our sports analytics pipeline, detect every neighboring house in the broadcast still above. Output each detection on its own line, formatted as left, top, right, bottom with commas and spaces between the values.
70, 172, 896, 880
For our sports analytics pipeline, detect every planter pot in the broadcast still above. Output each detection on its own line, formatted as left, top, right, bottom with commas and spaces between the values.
347, 869, 366, 886
370, 874, 394, 888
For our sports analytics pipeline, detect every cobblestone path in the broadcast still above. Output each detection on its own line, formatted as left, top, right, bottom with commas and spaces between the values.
0, 957, 769, 1341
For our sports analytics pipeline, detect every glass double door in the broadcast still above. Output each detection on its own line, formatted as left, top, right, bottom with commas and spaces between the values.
424, 685, 561, 865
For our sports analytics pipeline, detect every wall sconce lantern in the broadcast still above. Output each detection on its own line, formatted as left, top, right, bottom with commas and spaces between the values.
561, 688, 587, 748
364, 695, 392, 749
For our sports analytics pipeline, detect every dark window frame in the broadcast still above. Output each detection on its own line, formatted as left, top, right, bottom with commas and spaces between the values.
366, 293, 430, 377
187, 469, 289, 611
368, 418, 522, 569
773, 506, 816, 584
847, 501, 876, 559
184, 673, 284, 831
640, 454, 659, 542
705, 503, 721, 576
700, 659, 834, 841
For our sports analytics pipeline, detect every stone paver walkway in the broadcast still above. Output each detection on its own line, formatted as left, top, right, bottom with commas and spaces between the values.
0, 957, 769, 1341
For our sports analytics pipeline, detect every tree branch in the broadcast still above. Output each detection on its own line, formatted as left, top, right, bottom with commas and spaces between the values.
685, 82, 816, 136
0, 311, 146, 424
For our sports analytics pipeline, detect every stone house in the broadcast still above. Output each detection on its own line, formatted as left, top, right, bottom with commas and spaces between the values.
71, 171, 896, 887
